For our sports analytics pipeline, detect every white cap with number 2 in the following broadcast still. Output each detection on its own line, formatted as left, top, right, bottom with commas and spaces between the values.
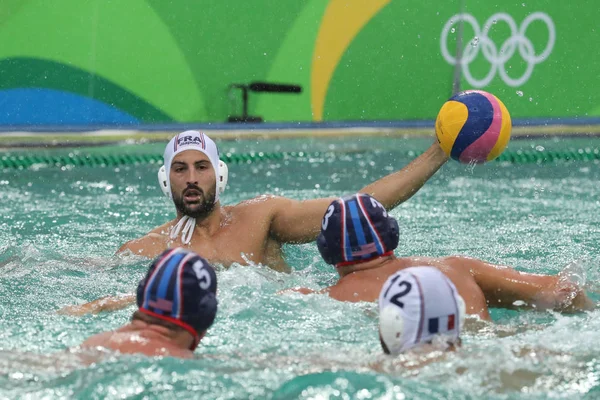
378, 266, 465, 355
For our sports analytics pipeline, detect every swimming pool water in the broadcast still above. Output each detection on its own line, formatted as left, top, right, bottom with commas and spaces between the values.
1, 135, 600, 399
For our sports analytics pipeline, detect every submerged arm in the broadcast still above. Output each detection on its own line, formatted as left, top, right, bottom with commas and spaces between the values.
57, 294, 136, 316
278, 287, 318, 295
277, 285, 333, 296
444, 256, 594, 312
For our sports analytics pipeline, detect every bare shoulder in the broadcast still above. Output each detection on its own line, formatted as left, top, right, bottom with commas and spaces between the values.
232, 194, 293, 215
117, 222, 172, 258
237, 194, 291, 207
395, 256, 445, 269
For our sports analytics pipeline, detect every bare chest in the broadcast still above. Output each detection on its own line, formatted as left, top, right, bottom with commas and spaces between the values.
167, 219, 274, 267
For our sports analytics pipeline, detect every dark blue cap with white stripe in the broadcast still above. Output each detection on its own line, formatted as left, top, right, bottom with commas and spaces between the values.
136, 248, 218, 340
317, 193, 399, 266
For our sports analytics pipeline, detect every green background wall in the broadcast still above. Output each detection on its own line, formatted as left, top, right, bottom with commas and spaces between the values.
0, 0, 598, 125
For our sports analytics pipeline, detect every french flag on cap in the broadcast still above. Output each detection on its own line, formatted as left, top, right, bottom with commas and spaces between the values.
428, 314, 456, 334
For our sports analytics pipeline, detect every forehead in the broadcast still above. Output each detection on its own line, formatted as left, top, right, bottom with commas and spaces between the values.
172, 150, 210, 164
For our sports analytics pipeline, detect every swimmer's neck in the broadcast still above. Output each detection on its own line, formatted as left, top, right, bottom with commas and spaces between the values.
119, 320, 195, 349
336, 254, 396, 278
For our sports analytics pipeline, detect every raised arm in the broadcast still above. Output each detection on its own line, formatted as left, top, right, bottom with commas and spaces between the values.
269, 196, 336, 243
270, 142, 448, 244
360, 142, 448, 210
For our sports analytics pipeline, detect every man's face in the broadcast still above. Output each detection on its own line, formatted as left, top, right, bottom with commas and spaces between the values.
170, 150, 216, 219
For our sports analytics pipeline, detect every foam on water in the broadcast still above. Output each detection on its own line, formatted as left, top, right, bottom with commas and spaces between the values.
1, 136, 600, 398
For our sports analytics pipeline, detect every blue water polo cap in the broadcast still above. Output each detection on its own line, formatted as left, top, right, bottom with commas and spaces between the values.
136, 248, 218, 341
317, 193, 399, 266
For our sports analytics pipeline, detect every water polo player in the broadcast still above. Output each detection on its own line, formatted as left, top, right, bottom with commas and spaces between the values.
61, 129, 447, 315
379, 267, 464, 354
118, 130, 449, 272
80, 248, 218, 358
285, 193, 593, 318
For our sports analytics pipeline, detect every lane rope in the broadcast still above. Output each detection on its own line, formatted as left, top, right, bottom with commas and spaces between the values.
1, 148, 600, 169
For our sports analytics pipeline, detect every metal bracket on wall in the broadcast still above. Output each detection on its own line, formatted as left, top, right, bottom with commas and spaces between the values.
227, 82, 302, 123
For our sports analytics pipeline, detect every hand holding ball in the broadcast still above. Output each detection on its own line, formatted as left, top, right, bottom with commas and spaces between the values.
435, 90, 512, 163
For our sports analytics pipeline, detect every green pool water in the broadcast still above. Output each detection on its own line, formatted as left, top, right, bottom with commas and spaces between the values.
1, 135, 600, 399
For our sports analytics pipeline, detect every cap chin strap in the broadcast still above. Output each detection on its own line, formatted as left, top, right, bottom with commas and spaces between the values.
170, 215, 195, 245
158, 161, 228, 245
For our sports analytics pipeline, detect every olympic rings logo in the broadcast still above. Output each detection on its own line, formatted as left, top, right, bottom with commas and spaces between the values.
440, 12, 556, 87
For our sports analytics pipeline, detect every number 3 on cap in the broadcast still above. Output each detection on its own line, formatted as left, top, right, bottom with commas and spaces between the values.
370, 197, 388, 217
322, 204, 335, 230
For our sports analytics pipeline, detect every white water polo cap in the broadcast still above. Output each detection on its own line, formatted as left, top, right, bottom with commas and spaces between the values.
378, 266, 465, 355
159, 131, 228, 203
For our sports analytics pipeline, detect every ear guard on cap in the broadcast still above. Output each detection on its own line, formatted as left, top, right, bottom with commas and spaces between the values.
158, 166, 169, 197
379, 304, 406, 355
217, 160, 228, 194
158, 160, 228, 198
316, 231, 335, 265
189, 292, 218, 333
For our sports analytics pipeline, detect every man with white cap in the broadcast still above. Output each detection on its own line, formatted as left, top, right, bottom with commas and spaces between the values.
286, 193, 593, 320
118, 130, 449, 272
379, 267, 464, 355
58, 131, 449, 315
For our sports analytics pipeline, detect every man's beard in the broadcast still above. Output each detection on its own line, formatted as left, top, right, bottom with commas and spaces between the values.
173, 185, 216, 219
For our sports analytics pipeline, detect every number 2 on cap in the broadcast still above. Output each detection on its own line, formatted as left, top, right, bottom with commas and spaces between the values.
383, 275, 412, 309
